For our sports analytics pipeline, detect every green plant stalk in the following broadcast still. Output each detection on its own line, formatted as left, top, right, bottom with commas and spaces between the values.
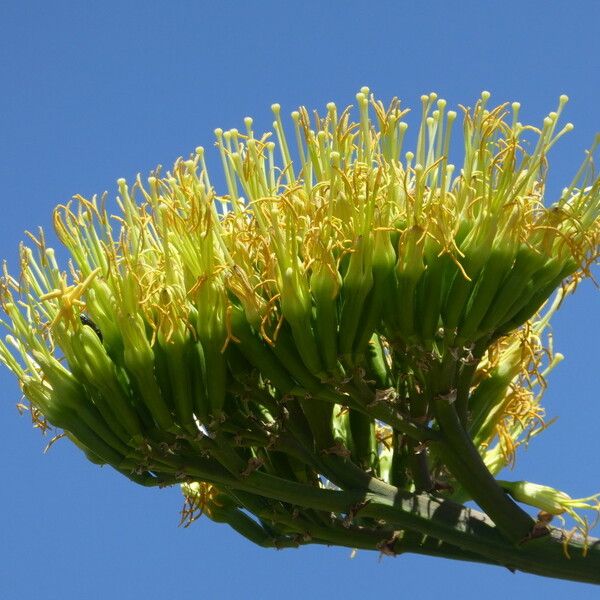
245, 501, 500, 565
406, 444, 434, 493
454, 339, 489, 425
432, 397, 535, 542
179, 457, 600, 584
422, 353, 534, 542
298, 399, 395, 494
212, 484, 502, 564
242, 480, 600, 584
152, 435, 600, 584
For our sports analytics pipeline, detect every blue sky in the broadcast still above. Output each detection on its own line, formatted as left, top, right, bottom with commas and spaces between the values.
0, 1, 599, 598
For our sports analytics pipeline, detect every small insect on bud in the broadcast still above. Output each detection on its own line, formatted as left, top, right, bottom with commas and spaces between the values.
79, 314, 103, 343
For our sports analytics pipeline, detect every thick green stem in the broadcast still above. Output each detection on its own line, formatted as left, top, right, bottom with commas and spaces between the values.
254, 506, 499, 565
211, 493, 500, 565
432, 396, 534, 542
234, 472, 600, 584
146, 452, 600, 583
211, 506, 303, 549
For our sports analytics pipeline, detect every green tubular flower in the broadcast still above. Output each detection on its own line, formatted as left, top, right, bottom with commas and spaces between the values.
497, 480, 600, 556
498, 480, 600, 518
309, 255, 341, 374
1, 89, 600, 581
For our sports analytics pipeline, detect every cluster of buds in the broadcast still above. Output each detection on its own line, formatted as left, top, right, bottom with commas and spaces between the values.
1, 90, 599, 573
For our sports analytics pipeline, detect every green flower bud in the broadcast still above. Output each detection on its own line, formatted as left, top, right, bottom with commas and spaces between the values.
499, 480, 600, 517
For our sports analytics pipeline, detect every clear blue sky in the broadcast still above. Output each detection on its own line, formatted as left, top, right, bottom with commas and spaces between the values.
1, 1, 599, 598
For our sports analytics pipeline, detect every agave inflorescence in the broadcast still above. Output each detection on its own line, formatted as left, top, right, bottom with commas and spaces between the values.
1, 89, 599, 582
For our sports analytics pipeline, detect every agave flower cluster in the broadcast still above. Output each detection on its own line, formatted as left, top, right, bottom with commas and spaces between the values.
1, 89, 599, 571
